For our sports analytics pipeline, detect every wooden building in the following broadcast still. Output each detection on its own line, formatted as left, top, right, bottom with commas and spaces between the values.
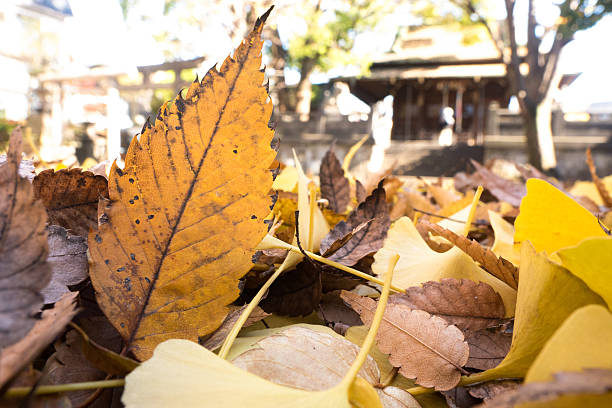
342, 24, 510, 142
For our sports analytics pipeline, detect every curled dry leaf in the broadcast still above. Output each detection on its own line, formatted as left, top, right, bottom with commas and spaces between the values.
0, 292, 78, 387
421, 221, 518, 289
88, 14, 276, 360
341, 291, 469, 391
320, 183, 390, 266
480, 369, 612, 407
33, 168, 109, 237
586, 147, 612, 208
391, 278, 506, 332
465, 329, 512, 370
376, 386, 422, 408
0, 127, 51, 348
319, 145, 350, 213
42, 225, 88, 304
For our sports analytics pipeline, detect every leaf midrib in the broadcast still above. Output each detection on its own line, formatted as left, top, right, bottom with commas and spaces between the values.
128, 48, 254, 348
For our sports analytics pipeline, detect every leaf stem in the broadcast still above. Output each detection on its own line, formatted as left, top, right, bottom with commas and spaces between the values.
293, 246, 405, 293
308, 182, 317, 251
463, 185, 484, 237
2, 379, 125, 399
341, 254, 399, 389
257, 235, 405, 293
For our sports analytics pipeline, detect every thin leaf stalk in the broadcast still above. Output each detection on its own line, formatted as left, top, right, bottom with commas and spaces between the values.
340, 254, 399, 389
307, 182, 317, 251
463, 185, 484, 236
256, 235, 406, 292
2, 379, 125, 398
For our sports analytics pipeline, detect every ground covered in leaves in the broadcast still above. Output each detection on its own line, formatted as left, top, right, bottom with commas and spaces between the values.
1, 8, 612, 408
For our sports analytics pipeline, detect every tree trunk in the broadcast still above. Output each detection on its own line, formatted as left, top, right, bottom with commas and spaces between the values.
296, 61, 314, 122
522, 100, 557, 172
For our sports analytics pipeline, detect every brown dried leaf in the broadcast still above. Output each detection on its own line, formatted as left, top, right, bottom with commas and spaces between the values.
33, 168, 109, 237
415, 221, 453, 253
42, 225, 88, 304
465, 329, 512, 370
355, 179, 366, 203
480, 369, 612, 407
200, 305, 269, 351
586, 147, 612, 207
0, 128, 51, 348
43, 329, 110, 406
319, 146, 350, 213
469, 160, 525, 207
0, 292, 78, 387
341, 291, 469, 391
260, 260, 322, 317
422, 221, 518, 290
441, 386, 482, 408
2, 367, 71, 408
320, 220, 370, 257
321, 183, 390, 266
389, 278, 506, 331
231, 326, 379, 389
467, 380, 521, 401
317, 291, 362, 334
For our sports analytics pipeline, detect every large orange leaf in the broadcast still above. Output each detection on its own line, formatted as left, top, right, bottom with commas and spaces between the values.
89, 10, 276, 360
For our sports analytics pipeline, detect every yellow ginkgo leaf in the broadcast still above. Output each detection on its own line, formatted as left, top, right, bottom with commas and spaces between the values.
373, 217, 517, 315
122, 339, 378, 408
514, 179, 607, 254
272, 165, 298, 192
525, 304, 612, 383
489, 210, 520, 266
465, 243, 605, 384
557, 237, 612, 310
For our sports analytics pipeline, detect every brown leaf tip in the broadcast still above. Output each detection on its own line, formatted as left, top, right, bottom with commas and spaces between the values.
255, 6, 274, 33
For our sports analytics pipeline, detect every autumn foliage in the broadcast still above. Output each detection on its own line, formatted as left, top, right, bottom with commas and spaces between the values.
1, 7, 612, 408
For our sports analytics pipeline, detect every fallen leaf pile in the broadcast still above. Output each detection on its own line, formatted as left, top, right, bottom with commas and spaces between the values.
1, 7, 611, 408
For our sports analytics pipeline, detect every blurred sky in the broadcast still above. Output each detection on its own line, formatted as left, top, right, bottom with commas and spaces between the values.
56, 0, 612, 110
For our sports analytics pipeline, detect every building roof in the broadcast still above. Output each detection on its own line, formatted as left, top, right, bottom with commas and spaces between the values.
380, 24, 501, 65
